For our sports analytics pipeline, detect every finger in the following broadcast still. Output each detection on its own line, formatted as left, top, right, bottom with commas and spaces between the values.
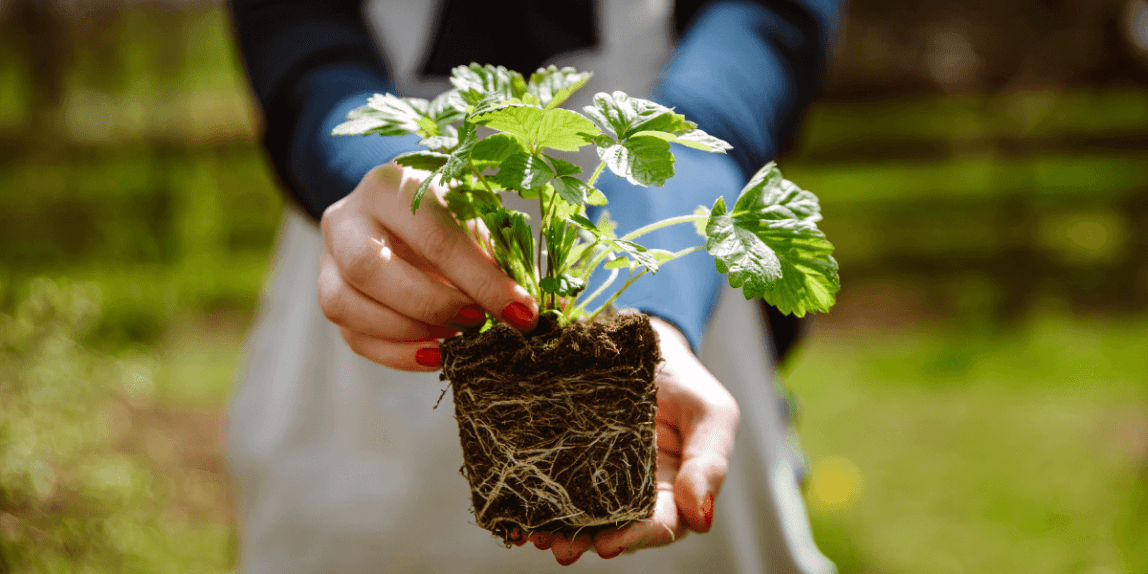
593, 459, 684, 554
550, 532, 592, 566
672, 399, 738, 534
529, 531, 553, 550
364, 164, 538, 330
338, 327, 443, 372
319, 252, 464, 339
322, 210, 478, 327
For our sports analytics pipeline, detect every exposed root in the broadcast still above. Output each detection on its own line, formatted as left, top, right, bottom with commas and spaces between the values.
440, 312, 660, 545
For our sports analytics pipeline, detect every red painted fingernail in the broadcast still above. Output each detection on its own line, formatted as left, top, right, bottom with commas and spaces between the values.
415, 347, 441, 367
556, 554, 581, 566
452, 304, 485, 325
702, 493, 714, 528
501, 301, 534, 330
533, 534, 551, 550
599, 548, 625, 559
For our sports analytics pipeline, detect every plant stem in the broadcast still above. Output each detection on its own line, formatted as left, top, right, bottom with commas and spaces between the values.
577, 215, 708, 286
538, 190, 547, 303
620, 214, 708, 242
585, 269, 646, 324
468, 164, 496, 194
587, 160, 607, 187
581, 244, 705, 322
565, 260, 619, 317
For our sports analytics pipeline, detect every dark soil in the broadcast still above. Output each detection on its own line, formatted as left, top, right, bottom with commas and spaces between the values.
440, 311, 660, 544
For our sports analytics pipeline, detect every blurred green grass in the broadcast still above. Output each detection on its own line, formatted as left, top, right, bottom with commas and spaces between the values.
790, 314, 1148, 573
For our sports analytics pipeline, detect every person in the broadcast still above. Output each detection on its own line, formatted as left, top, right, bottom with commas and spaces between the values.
224, 0, 841, 571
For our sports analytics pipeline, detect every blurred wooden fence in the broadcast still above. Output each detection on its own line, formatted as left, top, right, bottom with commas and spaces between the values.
0, 3, 1145, 340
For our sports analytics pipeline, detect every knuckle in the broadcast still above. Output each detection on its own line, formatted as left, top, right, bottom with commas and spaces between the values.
409, 291, 457, 326
467, 268, 504, 307
339, 329, 367, 357
321, 196, 346, 225
341, 241, 380, 286
704, 456, 730, 480
415, 221, 458, 264
317, 279, 347, 325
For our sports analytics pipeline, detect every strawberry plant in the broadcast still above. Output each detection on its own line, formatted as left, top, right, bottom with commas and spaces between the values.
334, 63, 838, 543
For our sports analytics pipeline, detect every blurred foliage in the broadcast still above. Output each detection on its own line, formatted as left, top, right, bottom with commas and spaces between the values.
0, 278, 234, 573
789, 313, 1148, 573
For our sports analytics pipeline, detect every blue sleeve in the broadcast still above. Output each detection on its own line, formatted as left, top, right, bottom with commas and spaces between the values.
593, 0, 841, 350
228, 0, 419, 220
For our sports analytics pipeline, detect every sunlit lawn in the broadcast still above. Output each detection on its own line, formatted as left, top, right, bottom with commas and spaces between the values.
791, 311, 1148, 574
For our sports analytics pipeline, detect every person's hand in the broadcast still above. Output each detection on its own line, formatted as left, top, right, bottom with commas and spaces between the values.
318, 163, 538, 371
535, 316, 741, 564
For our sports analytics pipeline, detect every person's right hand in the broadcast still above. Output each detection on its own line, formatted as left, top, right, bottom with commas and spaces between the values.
318, 162, 538, 372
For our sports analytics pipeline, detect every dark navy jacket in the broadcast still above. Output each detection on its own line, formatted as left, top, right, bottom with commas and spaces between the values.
228, 0, 840, 355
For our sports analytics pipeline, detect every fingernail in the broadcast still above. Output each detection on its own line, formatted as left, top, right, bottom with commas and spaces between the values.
599, 548, 625, 559
533, 534, 551, 550
556, 554, 581, 566
415, 347, 441, 367
501, 301, 534, 330
702, 493, 714, 528
451, 304, 485, 325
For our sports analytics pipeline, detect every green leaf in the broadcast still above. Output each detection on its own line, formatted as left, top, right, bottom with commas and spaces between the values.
543, 184, 581, 220
444, 186, 500, 222
598, 135, 675, 187
604, 257, 635, 270
539, 274, 585, 296
536, 109, 601, 151
429, 89, 467, 126
607, 238, 659, 273
585, 187, 608, 206
393, 150, 449, 171
543, 154, 582, 177
450, 63, 527, 105
671, 128, 732, 153
440, 122, 478, 181
410, 123, 477, 213
596, 210, 618, 238
544, 223, 579, 274
494, 153, 555, 191
529, 66, 592, 110
692, 205, 711, 237
630, 128, 732, 153
470, 133, 529, 168
583, 91, 691, 140
704, 165, 839, 315
471, 104, 543, 143
472, 105, 601, 151
551, 176, 591, 206
604, 248, 674, 270
569, 214, 597, 235
332, 93, 424, 137
418, 134, 458, 150
476, 204, 535, 288
411, 174, 437, 213
731, 162, 822, 223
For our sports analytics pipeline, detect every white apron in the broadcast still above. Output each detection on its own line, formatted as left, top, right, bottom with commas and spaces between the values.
224, 2, 834, 572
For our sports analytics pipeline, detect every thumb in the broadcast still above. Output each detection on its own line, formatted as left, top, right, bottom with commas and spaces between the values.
674, 413, 735, 533
366, 164, 538, 330
649, 317, 739, 534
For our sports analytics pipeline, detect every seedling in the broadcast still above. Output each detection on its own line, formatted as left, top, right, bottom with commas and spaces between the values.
334, 63, 840, 542
334, 63, 839, 326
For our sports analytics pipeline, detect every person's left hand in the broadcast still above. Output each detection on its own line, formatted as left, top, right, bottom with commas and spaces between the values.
529, 316, 741, 565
